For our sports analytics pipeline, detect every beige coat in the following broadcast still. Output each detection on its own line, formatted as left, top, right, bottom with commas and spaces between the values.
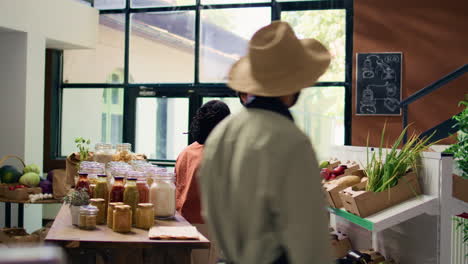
199, 108, 332, 264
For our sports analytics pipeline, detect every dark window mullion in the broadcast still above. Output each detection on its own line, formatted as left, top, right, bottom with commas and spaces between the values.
123, 0, 136, 149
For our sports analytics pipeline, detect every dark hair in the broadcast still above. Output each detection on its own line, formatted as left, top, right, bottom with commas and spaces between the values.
190, 100, 231, 144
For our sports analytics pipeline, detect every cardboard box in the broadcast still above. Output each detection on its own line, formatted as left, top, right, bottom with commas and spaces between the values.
324, 170, 366, 208
331, 237, 352, 258
3, 187, 42, 201
452, 174, 468, 203
0, 228, 40, 245
338, 171, 421, 218
361, 249, 386, 264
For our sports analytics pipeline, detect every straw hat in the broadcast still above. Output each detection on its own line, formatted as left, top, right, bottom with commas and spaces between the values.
228, 21, 331, 97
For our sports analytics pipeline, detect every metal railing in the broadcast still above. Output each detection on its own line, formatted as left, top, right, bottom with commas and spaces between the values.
399, 64, 468, 143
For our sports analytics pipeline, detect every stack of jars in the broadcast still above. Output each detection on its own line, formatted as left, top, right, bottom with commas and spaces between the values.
79, 161, 105, 185
94, 143, 114, 164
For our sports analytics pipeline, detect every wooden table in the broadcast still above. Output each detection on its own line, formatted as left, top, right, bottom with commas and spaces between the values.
46, 205, 210, 264
0, 198, 61, 228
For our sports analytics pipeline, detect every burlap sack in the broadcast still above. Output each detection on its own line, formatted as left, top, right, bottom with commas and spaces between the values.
51, 169, 69, 199
65, 153, 80, 187
65, 152, 94, 188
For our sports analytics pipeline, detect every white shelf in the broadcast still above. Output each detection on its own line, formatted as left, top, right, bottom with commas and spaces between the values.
330, 195, 438, 232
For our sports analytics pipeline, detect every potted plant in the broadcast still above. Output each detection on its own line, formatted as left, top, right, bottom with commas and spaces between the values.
63, 189, 90, 226
445, 98, 468, 202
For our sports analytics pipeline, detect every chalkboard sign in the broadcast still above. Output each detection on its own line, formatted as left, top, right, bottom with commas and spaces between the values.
356, 53, 402, 115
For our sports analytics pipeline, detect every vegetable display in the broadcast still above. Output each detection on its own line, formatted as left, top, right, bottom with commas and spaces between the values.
19, 172, 41, 187
365, 124, 436, 192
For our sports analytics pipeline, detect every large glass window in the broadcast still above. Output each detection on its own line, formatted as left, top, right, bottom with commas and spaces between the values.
61, 88, 124, 156
53, 0, 352, 167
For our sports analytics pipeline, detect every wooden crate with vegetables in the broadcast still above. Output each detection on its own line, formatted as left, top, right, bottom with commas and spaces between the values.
338, 124, 435, 218
323, 169, 366, 208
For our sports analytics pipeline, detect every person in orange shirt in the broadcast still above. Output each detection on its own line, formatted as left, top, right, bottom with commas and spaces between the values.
175, 100, 230, 264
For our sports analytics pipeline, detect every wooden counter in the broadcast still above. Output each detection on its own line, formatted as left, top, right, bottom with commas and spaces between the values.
46, 205, 210, 264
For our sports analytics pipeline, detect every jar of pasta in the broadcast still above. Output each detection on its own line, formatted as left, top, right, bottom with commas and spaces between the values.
135, 203, 154, 230
113, 205, 132, 233
90, 198, 106, 225
107, 202, 124, 229
79, 205, 98, 230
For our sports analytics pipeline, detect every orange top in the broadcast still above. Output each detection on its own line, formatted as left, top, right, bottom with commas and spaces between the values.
175, 142, 204, 224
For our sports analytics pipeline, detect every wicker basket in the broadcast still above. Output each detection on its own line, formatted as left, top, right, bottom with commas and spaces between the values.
0, 155, 41, 201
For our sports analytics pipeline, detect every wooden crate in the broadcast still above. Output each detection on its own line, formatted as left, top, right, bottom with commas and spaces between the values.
452, 174, 468, 203
338, 172, 421, 218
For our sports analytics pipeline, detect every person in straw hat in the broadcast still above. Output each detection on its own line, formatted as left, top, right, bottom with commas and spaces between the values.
198, 21, 332, 264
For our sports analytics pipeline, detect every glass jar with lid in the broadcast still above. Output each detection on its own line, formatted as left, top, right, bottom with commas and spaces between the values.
123, 177, 139, 225
113, 205, 132, 233
79, 205, 98, 230
75, 173, 91, 195
135, 203, 154, 229
149, 172, 176, 219
90, 198, 106, 225
94, 143, 114, 164
146, 166, 166, 186
110, 176, 125, 203
114, 143, 134, 162
107, 202, 124, 229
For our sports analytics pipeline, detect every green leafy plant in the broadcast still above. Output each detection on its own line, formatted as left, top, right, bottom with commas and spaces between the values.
445, 98, 468, 180
453, 216, 468, 257
365, 124, 436, 192
75, 137, 91, 161
62, 189, 90, 207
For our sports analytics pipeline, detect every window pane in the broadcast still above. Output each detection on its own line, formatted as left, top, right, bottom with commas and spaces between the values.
200, 7, 271, 82
202, 0, 267, 4
282, 10, 346, 82
94, 0, 125, 9
63, 14, 125, 83
132, 0, 194, 8
202, 97, 243, 115
135, 98, 189, 160
290, 87, 344, 160
130, 12, 195, 83
61, 88, 124, 156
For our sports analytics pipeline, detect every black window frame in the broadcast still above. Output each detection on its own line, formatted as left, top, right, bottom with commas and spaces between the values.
46, 0, 353, 168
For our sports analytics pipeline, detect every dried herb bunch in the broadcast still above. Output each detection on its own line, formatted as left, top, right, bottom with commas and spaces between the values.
365, 124, 436, 192
63, 189, 90, 207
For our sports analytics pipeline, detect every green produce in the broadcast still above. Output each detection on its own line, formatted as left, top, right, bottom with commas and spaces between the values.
0, 165, 22, 183
19, 172, 41, 187
319, 160, 329, 169
23, 164, 40, 175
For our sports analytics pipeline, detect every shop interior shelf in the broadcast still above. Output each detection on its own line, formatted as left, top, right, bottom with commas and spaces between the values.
328, 195, 438, 232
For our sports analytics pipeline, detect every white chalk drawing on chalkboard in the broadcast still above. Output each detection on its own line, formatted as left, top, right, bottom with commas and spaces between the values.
359, 87, 377, 114
384, 97, 400, 112
375, 58, 395, 80
385, 82, 398, 97
362, 57, 375, 79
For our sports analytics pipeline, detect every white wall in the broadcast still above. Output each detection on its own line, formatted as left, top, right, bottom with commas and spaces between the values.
0, 0, 98, 232
0, 0, 98, 49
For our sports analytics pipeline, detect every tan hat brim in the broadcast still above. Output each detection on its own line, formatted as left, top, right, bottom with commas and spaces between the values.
228, 38, 331, 97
